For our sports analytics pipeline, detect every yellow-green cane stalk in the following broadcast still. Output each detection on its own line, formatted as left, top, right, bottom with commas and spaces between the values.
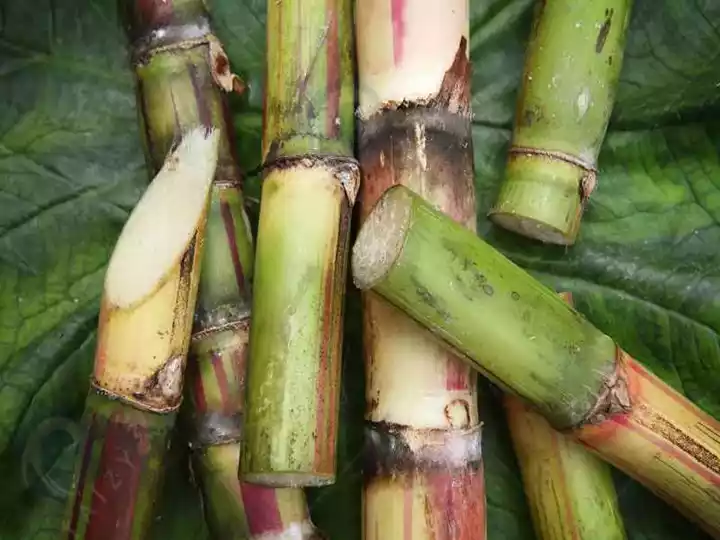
489, 0, 633, 244
241, 0, 359, 487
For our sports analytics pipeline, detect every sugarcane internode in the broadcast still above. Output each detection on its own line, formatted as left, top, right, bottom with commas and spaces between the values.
505, 292, 627, 540
241, 0, 358, 487
489, 0, 633, 245
63, 128, 219, 540
352, 185, 720, 537
355, 1, 486, 537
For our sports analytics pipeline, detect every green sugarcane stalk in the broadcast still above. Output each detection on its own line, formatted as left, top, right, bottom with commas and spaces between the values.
121, 1, 323, 536
505, 291, 626, 540
489, 0, 633, 245
241, 0, 358, 487
62, 127, 219, 540
352, 185, 720, 537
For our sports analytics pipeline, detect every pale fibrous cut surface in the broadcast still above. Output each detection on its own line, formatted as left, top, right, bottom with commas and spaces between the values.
352, 186, 410, 291
105, 127, 219, 308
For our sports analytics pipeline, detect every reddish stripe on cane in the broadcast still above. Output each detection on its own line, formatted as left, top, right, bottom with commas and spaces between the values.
211, 350, 232, 414
66, 414, 99, 539
445, 352, 469, 390
240, 483, 283, 534
403, 478, 413, 540
84, 412, 149, 539
219, 199, 247, 295
391, 0, 406, 65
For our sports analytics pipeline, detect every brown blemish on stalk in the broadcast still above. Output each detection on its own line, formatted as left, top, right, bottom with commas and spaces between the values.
432, 37, 471, 117
445, 400, 471, 429
134, 355, 186, 409
596, 9, 614, 54
208, 36, 246, 94
580, 347, 632, 426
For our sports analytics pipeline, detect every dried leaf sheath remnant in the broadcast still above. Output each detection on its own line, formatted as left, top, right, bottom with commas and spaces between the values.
351, 186, 720, 538
356, 1, 485, 538
241, 0, 358, 487
63, 128, 218, 540
489, 0, 633, 245
123, 0, 323, 535
505, 293, 627, 540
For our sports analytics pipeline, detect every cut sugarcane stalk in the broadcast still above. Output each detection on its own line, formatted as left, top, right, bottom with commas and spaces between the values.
122, 2, 322, 535
489, 0, 633, 245
63, 127, 219, 540
352, 185, 720, 537
241, 0, 359, 487
355, 0, 485, 538
187, 326, 323, 540
506, 292, 626, 540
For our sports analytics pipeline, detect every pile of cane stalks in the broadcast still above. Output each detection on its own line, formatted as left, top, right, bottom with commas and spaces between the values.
58, 0, 720, 539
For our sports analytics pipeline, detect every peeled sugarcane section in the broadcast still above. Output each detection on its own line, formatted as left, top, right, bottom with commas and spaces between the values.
241, 0, 358, 487
122, 1, 322, 536
62, 128, 218, 540
355, 0, 485, 538
505, 292, 626, 540
352, 186, 720, 538
489, 0, 632, 244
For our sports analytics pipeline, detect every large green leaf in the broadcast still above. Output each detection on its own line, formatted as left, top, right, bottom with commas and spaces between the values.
0, 0, 719, 538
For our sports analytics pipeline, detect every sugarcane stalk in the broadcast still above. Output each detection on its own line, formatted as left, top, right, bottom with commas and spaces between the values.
187, 331, 323, 540
352, 185, 720, 537
122, 2, 322, 536
505, 292, 626, 540
241, 0, 358, 487
355, 1, 485, 538
488, 0, 633, 245
63, 128, 219, 539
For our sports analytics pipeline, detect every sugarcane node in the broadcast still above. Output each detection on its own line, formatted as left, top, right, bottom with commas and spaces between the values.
130, 23, 213, 65
507, 146, 597, 184
192, 305, 251, 341
261, 154, 361, 206
212, 163, 246, 189
363, 421, 483, 478
358, 106, 471, 150
576, 347, 633, 428
188, 411, 244, 449
90, 378, 181, 414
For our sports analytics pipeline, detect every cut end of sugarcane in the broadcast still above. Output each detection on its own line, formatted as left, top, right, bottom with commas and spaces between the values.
105, 127, 220, 308
489, 211, 578, 246
489, 151, 587, 245
242, 472, 335, 488
352, 186, 412, 291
